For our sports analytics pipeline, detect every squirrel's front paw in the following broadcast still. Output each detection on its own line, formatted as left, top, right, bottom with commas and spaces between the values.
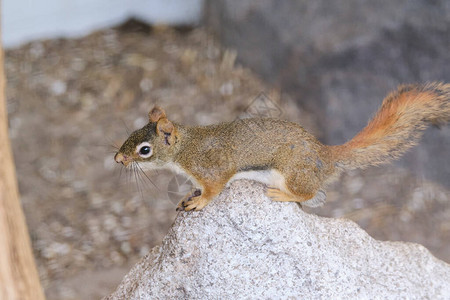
176, 189, 207, 211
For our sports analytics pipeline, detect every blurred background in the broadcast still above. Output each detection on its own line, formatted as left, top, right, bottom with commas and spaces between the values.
2, 0, 449, 299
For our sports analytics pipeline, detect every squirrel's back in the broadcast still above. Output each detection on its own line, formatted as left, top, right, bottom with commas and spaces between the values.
331, 82, 450, 170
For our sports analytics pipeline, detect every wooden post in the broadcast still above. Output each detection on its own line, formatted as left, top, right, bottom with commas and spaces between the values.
0, 11, 46, 300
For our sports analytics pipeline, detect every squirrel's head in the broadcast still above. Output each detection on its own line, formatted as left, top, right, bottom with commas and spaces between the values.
114, 106, 178, 167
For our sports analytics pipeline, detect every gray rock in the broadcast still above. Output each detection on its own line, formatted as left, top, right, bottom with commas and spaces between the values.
205, 0, 450, 186
105, 180, 450, 299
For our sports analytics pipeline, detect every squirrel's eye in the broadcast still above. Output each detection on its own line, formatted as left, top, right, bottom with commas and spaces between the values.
136, 142, 152, 158
140, 146, 150, 155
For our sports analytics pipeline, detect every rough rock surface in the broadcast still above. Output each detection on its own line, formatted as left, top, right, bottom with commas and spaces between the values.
205, 0, 450, 186
105, 180, 450, 299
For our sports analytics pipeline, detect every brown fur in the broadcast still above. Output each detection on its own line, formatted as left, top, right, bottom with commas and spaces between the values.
115, 83, 449, 211
331, 83, 450, 170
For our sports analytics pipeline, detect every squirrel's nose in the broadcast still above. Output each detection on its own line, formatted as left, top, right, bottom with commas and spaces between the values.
114, 153, 130, 166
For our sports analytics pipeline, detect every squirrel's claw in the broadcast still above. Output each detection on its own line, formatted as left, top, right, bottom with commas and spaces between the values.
182, 197, 209, 211
176, 189, 203, 211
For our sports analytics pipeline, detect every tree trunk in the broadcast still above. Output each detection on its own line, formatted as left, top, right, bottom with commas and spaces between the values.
0, 14, 46, 300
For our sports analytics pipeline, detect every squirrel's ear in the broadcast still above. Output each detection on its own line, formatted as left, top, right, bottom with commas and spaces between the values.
156, 118, 177, 145
149, 106, 167, 123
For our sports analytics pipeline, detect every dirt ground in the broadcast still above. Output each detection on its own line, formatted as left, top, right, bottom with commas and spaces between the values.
5, 21, 449, 299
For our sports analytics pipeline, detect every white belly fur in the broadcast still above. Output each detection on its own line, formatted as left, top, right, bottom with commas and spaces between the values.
228, 169, 287, 192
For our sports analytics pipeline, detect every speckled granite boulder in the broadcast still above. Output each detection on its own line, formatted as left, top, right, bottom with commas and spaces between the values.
105, 180, 450, 299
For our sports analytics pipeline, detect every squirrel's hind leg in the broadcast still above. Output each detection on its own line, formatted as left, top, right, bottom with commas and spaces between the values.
266, 168, 327, 207
266, 188, 297, 202
266, 187, 326, 207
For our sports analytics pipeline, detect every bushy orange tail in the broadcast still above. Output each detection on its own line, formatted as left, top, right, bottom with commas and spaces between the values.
332, 82, 450, 170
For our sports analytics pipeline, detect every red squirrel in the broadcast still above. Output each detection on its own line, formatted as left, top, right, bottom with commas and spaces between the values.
115, 83, 449, 211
